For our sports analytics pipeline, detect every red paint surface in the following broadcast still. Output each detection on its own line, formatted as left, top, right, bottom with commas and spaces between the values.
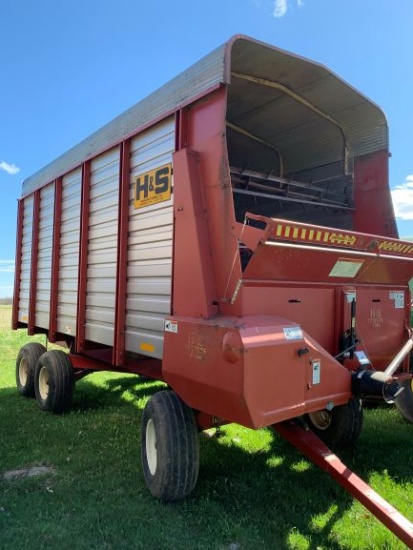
183, 87, 242, 311
172, 148, 218, 317
163, 316, 351, 429
353, 150, 398, 238
28, 191, 40, 335
75, 162, 91, 353
49, 178, 62, 341
113, 140, 131, 366
12, 200, 24, 330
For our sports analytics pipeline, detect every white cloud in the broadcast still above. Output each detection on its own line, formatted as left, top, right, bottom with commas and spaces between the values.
0, 160, 20, 175
0, 260, 15, 273
391, 175, 413, 220
271, 0, 304, 18
273, 0, 288, 17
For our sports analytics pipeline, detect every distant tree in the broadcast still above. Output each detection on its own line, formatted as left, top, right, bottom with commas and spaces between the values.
0, 297, 12, 305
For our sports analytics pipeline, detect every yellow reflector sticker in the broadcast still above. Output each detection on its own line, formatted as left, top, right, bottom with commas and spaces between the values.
140, 342, 155, 353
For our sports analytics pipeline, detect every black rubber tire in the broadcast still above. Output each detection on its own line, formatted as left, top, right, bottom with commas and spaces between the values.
16, 342, 47, 397
305, 398, 363, 448
34, 351, 74, 414
141, 390, 200, 502
395, 379, 413, 423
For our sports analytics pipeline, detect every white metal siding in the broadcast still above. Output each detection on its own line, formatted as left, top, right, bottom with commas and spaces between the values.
126, 117, 175, 359
35, 183, 55, 329
18, 196, 34, 323
57, 168, 82, 336
85, 146, 120, 346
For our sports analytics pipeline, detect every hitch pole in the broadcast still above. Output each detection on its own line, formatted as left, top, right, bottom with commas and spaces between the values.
274, 422, 413, 548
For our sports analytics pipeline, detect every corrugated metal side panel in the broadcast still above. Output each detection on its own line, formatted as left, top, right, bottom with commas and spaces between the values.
35, 183, 55, 329
18, 196, 34, 323
22, 44, 226, 196
85, 147, 120, 346
126, 117, 175, 359
57, 168, 82, 336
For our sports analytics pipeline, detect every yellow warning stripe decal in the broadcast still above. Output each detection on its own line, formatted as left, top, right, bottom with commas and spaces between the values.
272, 223, 413, 257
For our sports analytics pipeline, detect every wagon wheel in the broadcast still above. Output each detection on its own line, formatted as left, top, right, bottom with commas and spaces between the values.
305, 398, 363, 448
34, 350, 74, 414
141, 390, 200, 501
16, 342, 47, 397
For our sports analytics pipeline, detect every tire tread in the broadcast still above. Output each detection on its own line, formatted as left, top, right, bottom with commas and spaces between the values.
306, 399, 363, 448
16, 342, 47, 397
34, 350, 74, 414
141, 390, 199, 501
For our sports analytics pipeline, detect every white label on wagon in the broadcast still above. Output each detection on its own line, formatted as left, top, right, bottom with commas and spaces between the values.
165, 319, 178, 333
312, 360, 321, 385
389, 291, 404, 309
329, 259, 364, 278
283, 327, 303, 341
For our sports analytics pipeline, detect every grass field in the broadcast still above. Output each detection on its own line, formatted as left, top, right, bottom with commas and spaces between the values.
1, 304, 413, 549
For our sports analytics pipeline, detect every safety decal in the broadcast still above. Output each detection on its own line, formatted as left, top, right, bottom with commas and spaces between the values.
165, 319, 178, 333
311, 359, 321, 385
389, 291, 404, 309
269, 219, 413, 257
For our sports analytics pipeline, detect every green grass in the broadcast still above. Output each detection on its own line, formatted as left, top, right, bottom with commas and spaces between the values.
1, 304, 413, 549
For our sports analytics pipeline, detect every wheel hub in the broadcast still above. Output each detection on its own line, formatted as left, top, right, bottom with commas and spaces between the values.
19, 358, 28, 386
308, 409, 332, 430
38, 366, 49, 401
146, 418, 158, 475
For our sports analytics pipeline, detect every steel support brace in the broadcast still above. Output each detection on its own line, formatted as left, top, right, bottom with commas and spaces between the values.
113, 140, 131, 366
28, 190, 40, 335
274, 422, 413, 547
12, 200, 24, 329
49, 177, 62, 341
76, 161, 91, 353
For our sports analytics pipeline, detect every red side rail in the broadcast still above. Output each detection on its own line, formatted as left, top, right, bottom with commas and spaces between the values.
12, 200, 24, 330
49, 177, 62, 341
76, 161, 91, 354
274, 422, 413, 548
113, 140, 131, 367
28, 190, 40, 335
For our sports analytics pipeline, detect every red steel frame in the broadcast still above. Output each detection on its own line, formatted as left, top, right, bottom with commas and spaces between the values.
75, 161, 91, 354
353, 150, 398, 238
49, 177, 62, 341
12, 199, 24, 330
28, 190, 40, 335
113, 140, 131, 367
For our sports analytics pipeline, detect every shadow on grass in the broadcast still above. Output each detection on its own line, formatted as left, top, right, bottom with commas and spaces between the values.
196, 429, 350, 549
71, 373, 165, 412
197, 410, 413, 549
2, 376, 412, 549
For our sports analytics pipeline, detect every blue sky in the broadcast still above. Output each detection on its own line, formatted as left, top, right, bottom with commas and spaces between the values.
1, 0, 413, 297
